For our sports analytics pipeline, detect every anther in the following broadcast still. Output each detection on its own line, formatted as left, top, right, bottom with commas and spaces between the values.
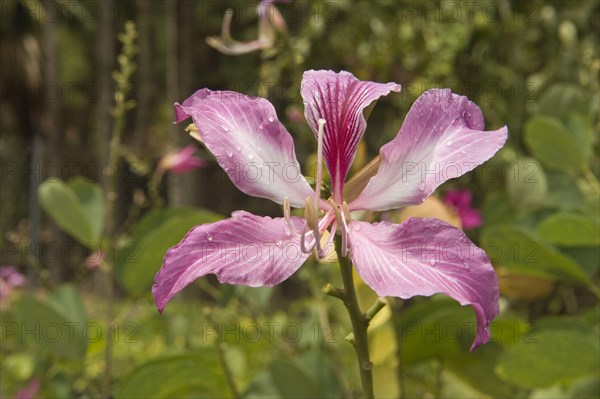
304, 197, 316, 230
282, 196, 298, 237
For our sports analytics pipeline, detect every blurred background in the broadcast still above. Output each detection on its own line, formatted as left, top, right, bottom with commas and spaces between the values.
1, 0, 599, 398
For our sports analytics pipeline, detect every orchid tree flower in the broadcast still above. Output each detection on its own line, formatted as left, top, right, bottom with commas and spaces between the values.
206, 0, 287, 55
444, 189, 483, 229
153, 71, 507, 388
158, 144, 206, 174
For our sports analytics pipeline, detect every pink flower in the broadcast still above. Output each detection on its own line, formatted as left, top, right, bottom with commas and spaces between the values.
444, 189, 483, 229
153, 70, 508, 350
0, 266, 26, 302
159, 145, 206, 174
14, 379, 39, 399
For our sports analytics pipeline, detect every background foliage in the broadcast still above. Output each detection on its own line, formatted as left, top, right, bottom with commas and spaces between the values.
1, 0, 599, 398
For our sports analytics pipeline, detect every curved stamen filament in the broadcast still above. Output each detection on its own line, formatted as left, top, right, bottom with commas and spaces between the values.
340, 208, 349, 257
283, 196, 299, 238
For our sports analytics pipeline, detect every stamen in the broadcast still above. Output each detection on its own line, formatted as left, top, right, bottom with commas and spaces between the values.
300, 224, 314, 254
304, 197, 316, 230
327, 199, 342, 229
282, 196, 299, 238
342, 201, 352, 224
340, 209, 349, 257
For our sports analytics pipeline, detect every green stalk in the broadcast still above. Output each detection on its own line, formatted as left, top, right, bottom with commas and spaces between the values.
334, 236, 374, 398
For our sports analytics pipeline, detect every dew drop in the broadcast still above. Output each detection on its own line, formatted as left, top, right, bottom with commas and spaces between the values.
276, 240, 283, 247
445, 140, 453, 147
429, 259, 436, 266
418, 183, 425, 191
352, 223, 362, 232
268, 115, 275, 122
258, 123, 264, 130
221, 124, 229, 132
235, 145, 241, 152
226, 150, 233, 157
206, 233, 214, 241
247, 153, 254, 160
283, 227, 291, 236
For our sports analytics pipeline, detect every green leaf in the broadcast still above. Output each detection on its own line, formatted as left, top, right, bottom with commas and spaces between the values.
481, 225, 590, 284
68, 178, 105, 241
117, 208, 221, 296
114, 353, 228, 399
537, 212, 600, 247
544, 170, 586, 210
538, 84, 591, 118
564, 113, 594, 163
269, 359, 322, 398
524, 116, 584, 171
497, 330, 599, 388
506, 158, 547, 209
16, 295, 88, 360
49, 284, 87, 326
39, 180, 96, 245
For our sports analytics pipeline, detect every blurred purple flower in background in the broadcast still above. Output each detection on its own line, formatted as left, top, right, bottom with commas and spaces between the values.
444, 189, 483, 229
159, 144, 206, 174
0, 265, 26, 304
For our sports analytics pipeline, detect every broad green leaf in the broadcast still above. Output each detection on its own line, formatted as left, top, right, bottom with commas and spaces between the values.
118, 208, 221, 296
39, 180, 95, 245
68, 178, 105, 241
544, 170, 585, 210
524, 116, 584, 171
506, 158, 547, 210
49, 284, 87, 326
16, 295, 88, 359
387, 298, 476, 364
269, 359, 322, 398
538, 84, 591, 118
481, 225, 589, 284
496, 330, 599, 388
114, 353, 228, 399
564, 113, 594, 163
537, 212, 600, 247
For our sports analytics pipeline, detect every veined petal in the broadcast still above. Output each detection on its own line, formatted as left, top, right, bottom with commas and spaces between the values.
175, 89, 314, 208
301, 70, 401, 201
153, 211, 311, 312
350, 89, 507, 211
348, 218, 499, 350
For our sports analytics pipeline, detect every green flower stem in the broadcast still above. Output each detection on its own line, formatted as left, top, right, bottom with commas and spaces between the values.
334, 236, 374, 399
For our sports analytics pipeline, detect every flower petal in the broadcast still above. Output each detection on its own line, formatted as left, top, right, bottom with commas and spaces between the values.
175, 89, 314, 207
348, 218, 499, 350
350, 89, 507, 211
153, 211, 311, 312
301, 70, 401, 201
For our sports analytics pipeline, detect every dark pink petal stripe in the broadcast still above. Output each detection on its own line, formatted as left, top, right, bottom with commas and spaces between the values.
300, 70, 401, 201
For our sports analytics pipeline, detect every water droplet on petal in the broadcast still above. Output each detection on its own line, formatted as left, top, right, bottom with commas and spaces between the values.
248, 153, 254, 160
221, 124, 229, 132
276, 240, 283, 247
352, 223, 362, 232
258, 123, 264, 130
268, 115, 275, 122
283, 227, 291, 236
418, 183, 425, 191
206, 233, 214, 241
226, 150, 233, 157
429, 259, 436, 266
235, 145, 241, 152
446, 140, 453, 147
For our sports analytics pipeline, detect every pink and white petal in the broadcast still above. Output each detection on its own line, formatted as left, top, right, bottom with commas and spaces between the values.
348, 218, 499, 350
175, 89, 314, 208
300, 70, 401, 201
350, 89, 507, 211
153, 211, 311, 312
